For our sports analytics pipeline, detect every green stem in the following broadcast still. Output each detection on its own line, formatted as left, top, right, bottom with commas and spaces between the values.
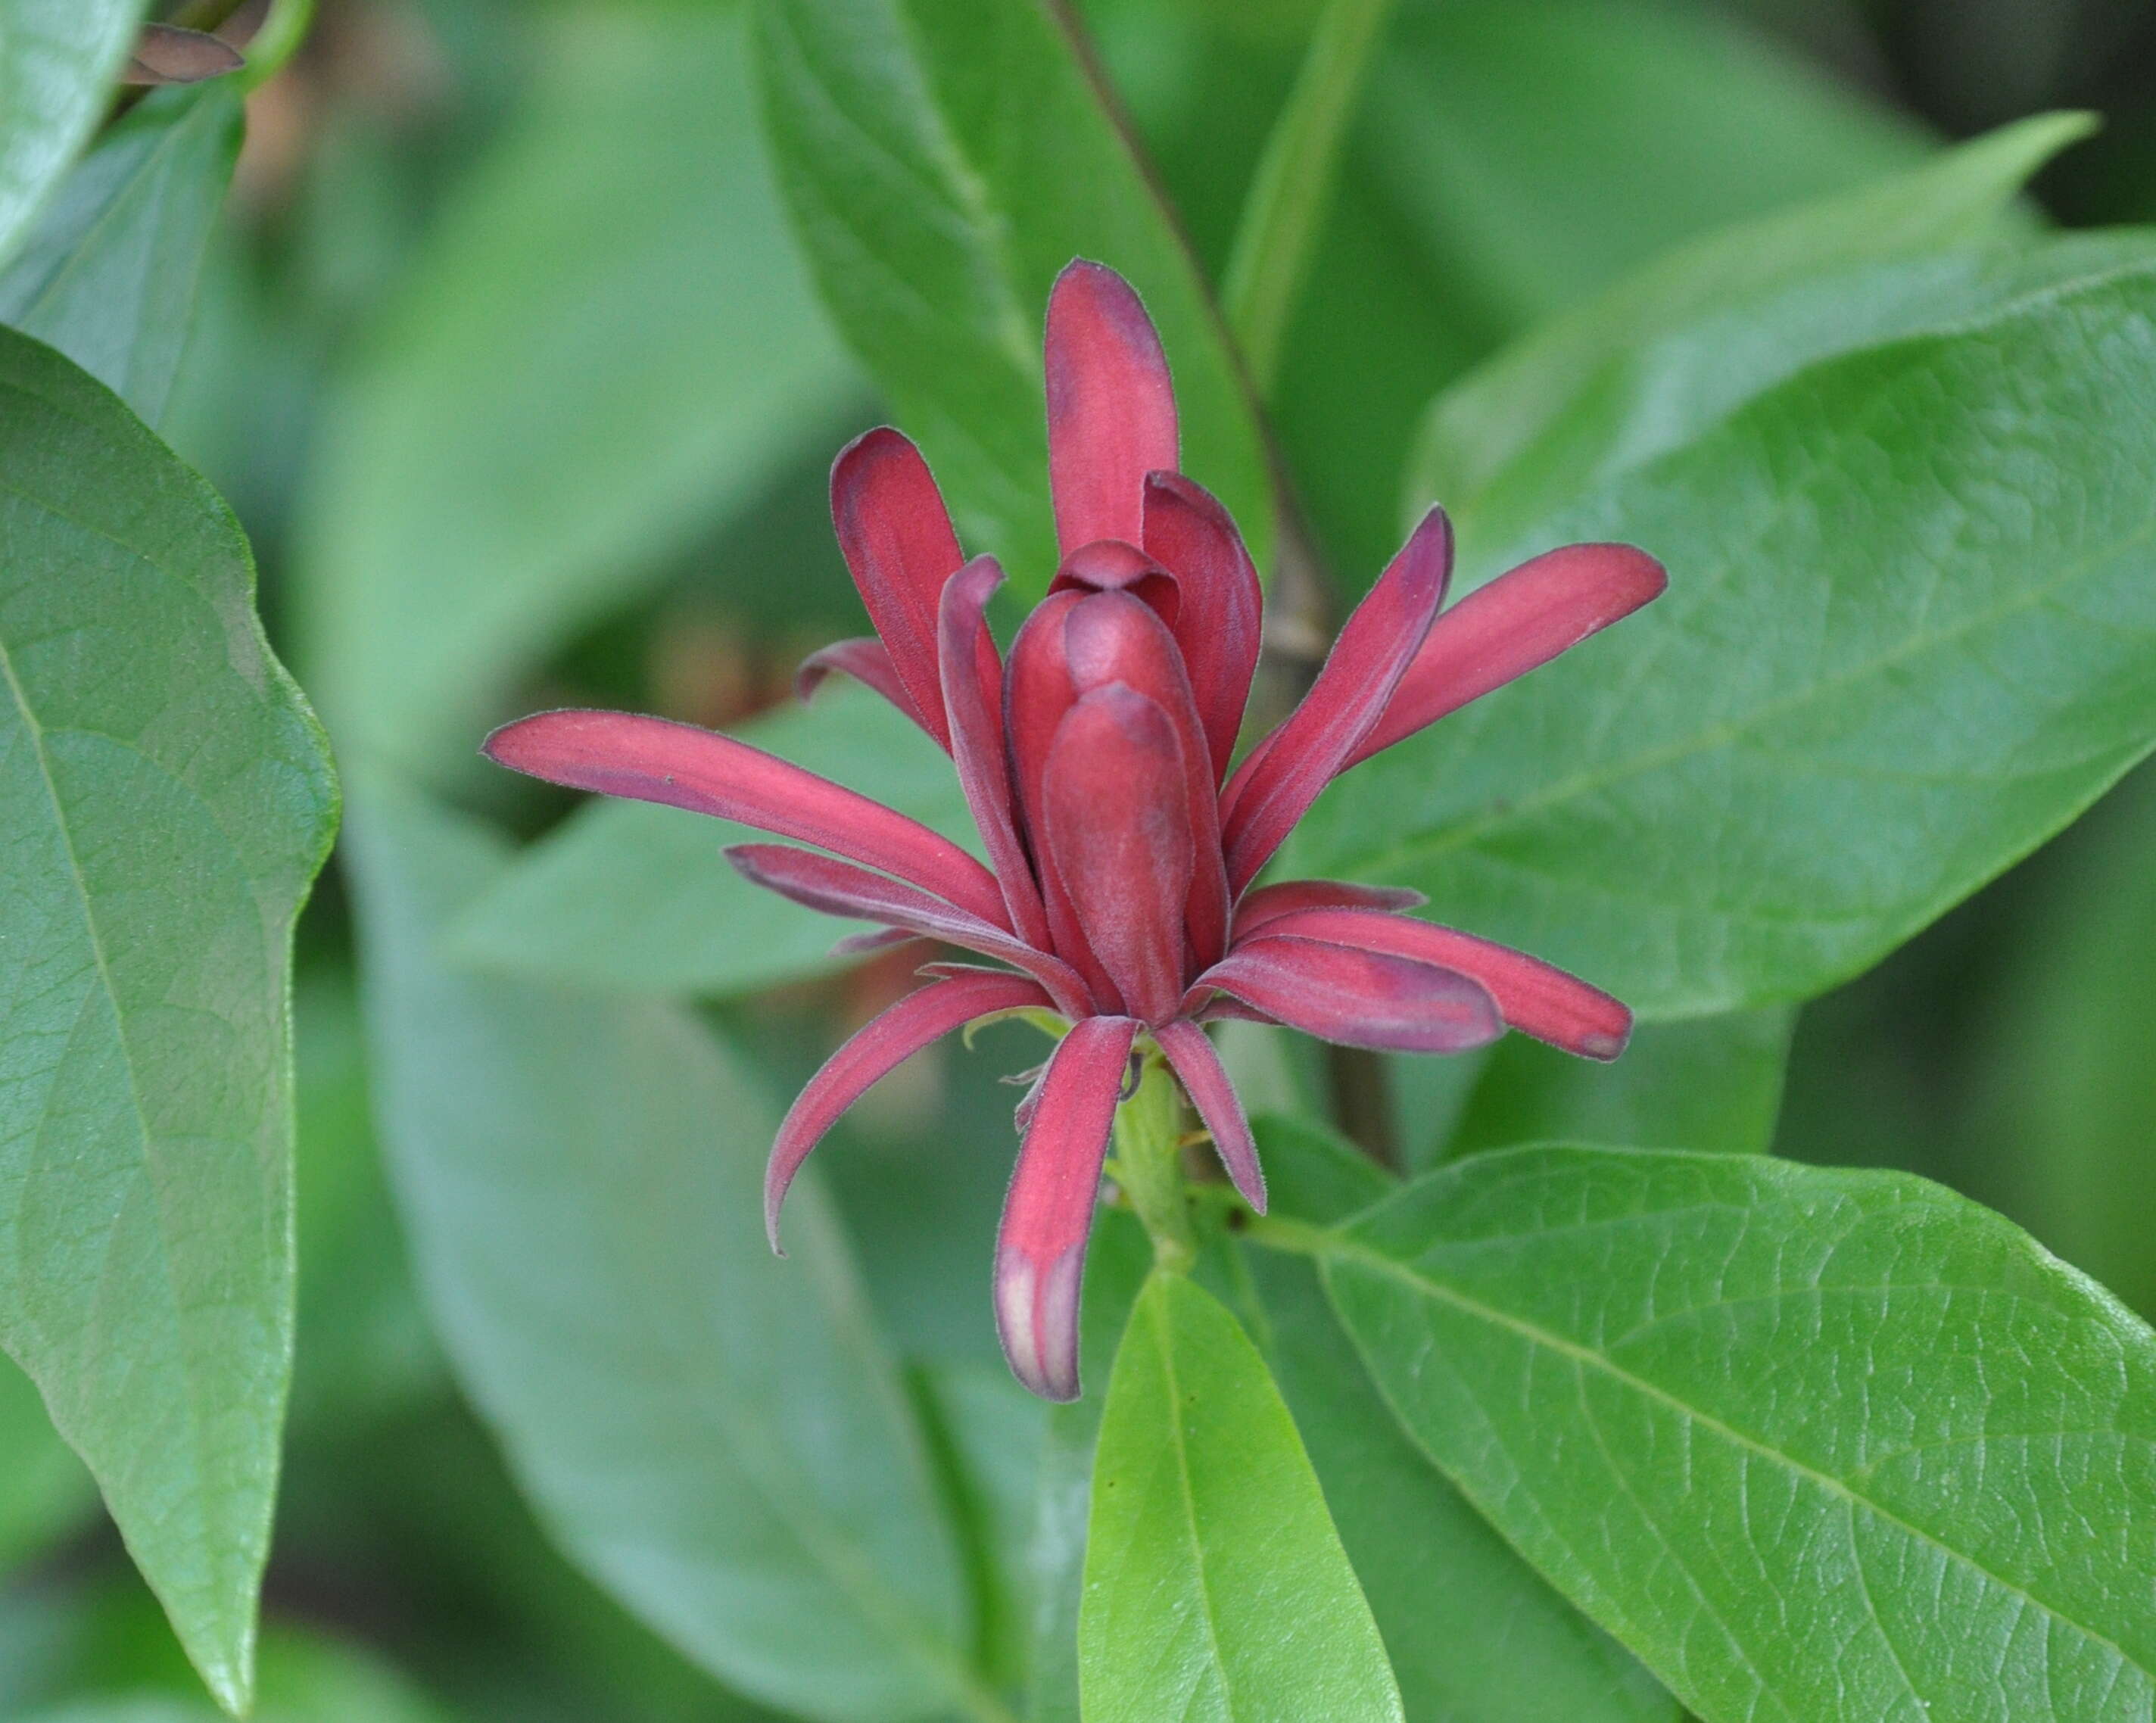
1241, 1212, 1337, 1260
1220, 0, 1400, 396
235, 0, 317, 90
1107, 1048, 1196, 1273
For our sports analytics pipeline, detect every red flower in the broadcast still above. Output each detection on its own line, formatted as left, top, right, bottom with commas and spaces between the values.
485, 260, 1665, 1401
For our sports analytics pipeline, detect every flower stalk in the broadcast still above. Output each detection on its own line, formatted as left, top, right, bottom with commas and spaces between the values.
1107, 1049, 1197, 1274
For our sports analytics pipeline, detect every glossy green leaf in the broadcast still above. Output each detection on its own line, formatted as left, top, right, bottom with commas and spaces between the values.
1295, 265, 2156, 1020
1444, 1008, 1795, 1161
753, 0, 1273, 589
1411, 111, 2092, 519
1080, 1270, 1403, 1723
1322, 1145, 2156, 1723
0, 330, 336, 1712
297, 2, 857, 774
343, 780, 992, 1723
0, 2, 147, 265
452, 682, 974, 994
0, 85, 241, 423
0, 1357, 92, 1572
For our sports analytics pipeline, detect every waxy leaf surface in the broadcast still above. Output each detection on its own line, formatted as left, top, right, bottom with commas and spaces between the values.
1326, 1145, 2156, 1723
0, 2, 147, 264
344, 783, 983, 1723
0, 330, 336, 1711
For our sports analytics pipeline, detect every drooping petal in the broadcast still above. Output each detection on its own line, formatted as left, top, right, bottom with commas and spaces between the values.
795, 637, 917, 723
1061, 591, 1230, 969
1237, 906, 1631, 1059
768, 969, 1055, 1252
1348, 542, 1668, 767
1233, 878, 1426, 939
1220, 508, 1453, 893
1185, 934, 1500, 1053
995, 1014, 1140, 1400
1042, 687, 1195, 1024
725, 844, 1091, 1018
1154, 1019, 1265, 1214
1045, 260, 1178, 555
484, 709, 1011, 929
1141, 472, 1261, 783
830, 926, 923, 958
938, 557, 1054, 952
830, 426, 966, 749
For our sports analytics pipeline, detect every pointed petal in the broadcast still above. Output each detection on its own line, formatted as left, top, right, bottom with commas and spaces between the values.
484, 709, 1011, 929
1233, 878, 1426, 939
995, 1014, 1140, 1400
1239, 907, 1631, 1059
1349, 542, 1667, 767
1045, 260, 1178, 555
796, 637, 921, 728
1185, 934, 1500, 1053
939, 557, 1054, 951
768, 970, 1053, 1251
831, 427, 966, 749
1061, 590, 1230, 969
1141, 472, 1262, 784
830, 927, 923, 958
1043, 687, 1195, 1024
726, 843, 1090, 1018
1220, 508, 1453, 893
1154, 1020, 1265, 1214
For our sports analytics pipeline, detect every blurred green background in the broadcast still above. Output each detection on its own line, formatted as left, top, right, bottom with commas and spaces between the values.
5, 0, 2156, 1715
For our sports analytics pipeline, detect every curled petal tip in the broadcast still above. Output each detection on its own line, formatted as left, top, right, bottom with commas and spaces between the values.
994, 1242, 1085, 1402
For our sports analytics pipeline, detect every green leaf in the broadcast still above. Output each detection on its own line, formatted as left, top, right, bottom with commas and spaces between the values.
0, 85, 242, 424
452, 682, 974, 994
1365, 0, 1926, 332
0, 329, 336, 1712
1444, 1008, 1795, 1161
296, 2, 857, 774
1321, 1145, 2156, 1723
1410, 111, 2092, 518
1080, 1270, 1403, 1723
1295, 263, 2156, 1020
343, 779, 995, 1723
752, 0, 1273, 589
0, 2, 148, 266
0, 1357, 92, 1572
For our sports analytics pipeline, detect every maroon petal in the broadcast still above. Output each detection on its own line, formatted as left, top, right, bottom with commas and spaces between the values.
1220, 508, 1453, 893
1061, 591, 1230, 970
1141, 472, 1262, 784
995, 1014, 1140, 1400
795, 637, 919, 726
1240, 907, 1631, 1059
1048, 537, 1181, 622
938, 557, 1055, 952
1154, 1020, 1265, 1214
1234, 878, 1427, 940
1348, 542, 1667, 768
1045, 260, 1178, 556
1185, 934, 1500, 1053
830, 927, 923, 958
768, 969, 1054, 1251
1042, 687, 1195, 1025
831, 427, 966, 749
484, 709, 1011, 929
726, 844, 1091, 1017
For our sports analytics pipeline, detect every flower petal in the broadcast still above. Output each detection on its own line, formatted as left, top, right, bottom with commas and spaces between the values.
1141, 472, 1262, 784
1238, 906, 1631, 1059
1348, 542, 1668, 768
768, 968, 1054, 1252
831, 427, 966, 749
1233, 878, 1426, 939
726, 843, 1090, 1018
1154, 1020, 1265, 1214
1047, 537, 1181, 620
939, 557, 1055, 952
484, 708, 1011, 929
1185, 933, 1500, 1053
795, 637, 918, 725
1220, 508, 1453, 893
1045, 260, 1178, 555
995, 1014, 1140, 1400
1042, 686, 1195, 1024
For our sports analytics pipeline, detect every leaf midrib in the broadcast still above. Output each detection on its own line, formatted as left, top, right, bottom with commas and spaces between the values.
1322, 1231, 2152, 1684
1150, 1283, 1242, 1721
